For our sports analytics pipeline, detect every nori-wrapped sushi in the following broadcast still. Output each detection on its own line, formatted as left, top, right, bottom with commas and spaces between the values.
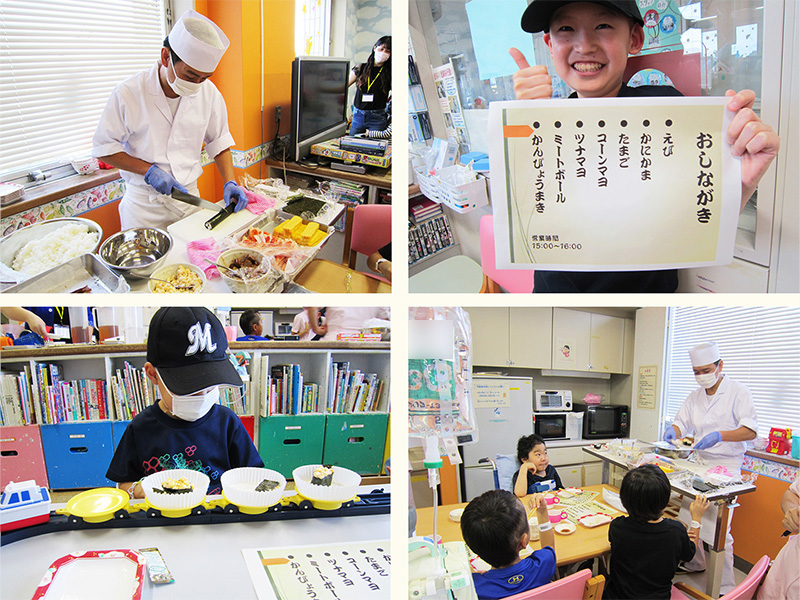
154, 477, 193, 494
255, 479, 280, 492
310, 465, 334, 486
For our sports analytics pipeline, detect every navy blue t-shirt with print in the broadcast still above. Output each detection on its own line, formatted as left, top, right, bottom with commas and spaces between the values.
106, 403, 263, 495
533, 84, 684, 294
472, 546, 557, 599
511, 463, 565, 493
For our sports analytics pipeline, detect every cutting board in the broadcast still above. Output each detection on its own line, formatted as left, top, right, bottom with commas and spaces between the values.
167, 207, 261, 244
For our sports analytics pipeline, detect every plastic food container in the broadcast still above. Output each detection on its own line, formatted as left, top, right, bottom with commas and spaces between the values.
217, 248, 285, 293
292, 465, 361, 504
220, 467, 286, 512
141, 469, 209, 513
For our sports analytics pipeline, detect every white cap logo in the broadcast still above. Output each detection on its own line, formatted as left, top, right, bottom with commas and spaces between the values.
186, 322, 217, 356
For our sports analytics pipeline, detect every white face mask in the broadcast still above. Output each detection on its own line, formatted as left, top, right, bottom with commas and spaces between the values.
166, 59, 204, 97
169, 385, 220, 421
695, 368, 720, 389
374, 50, 390, 65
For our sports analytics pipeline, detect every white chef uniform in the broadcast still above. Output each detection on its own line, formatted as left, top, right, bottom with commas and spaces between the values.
673, 372, 758, 594
92, 10, 234, 230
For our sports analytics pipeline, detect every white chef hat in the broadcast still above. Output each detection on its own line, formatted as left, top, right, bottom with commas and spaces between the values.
688, 342, 720, 367
168, 10, 229, 73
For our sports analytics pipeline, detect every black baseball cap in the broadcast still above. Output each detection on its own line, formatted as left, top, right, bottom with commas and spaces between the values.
521, 0, 644, 33
147, 307, 242, 395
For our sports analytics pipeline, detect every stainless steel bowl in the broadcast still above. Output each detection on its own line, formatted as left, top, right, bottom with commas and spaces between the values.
98, 227, 173, 279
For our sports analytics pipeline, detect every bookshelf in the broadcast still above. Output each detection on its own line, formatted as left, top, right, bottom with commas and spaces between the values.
408, 194, 458, 266
0, 341, 390, 487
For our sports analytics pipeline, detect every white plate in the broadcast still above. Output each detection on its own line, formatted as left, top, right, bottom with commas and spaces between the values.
32, 549, 145, 600
578, 513, 614, 528
555, 521, 577, 535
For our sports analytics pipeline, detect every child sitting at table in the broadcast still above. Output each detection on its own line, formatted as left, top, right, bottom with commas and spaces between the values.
604, 465, 709, 600
513, 434, 564, 497
461, 489, 557, 599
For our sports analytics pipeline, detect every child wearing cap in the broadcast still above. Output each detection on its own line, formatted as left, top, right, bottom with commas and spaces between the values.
107, 307, 263, 498
509, 0, 780, 293
461, 489, 557, 599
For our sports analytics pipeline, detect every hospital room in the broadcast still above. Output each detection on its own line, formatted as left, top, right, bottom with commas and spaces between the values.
409, 305, 799, 599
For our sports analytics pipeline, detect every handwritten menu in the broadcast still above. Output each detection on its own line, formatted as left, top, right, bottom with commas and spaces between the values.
243, 540, 390, 600
489, 97, 740, 271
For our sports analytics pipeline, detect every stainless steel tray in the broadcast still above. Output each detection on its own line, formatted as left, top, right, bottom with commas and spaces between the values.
5, 253, 130, 293
227, 212, 333, 278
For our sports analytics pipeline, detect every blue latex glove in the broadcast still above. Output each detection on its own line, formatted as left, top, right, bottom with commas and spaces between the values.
224, 180, 248, 212
144, 165, 187, 195
694, 431, 723, 450
663, 425, 678, 445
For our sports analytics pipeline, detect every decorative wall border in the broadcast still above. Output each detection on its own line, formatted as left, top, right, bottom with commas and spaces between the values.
202, 141, 273, 169
742, 454, 799, 483
1, 179, 125, 236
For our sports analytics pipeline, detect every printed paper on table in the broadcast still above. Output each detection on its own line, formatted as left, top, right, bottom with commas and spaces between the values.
489, 97, 740, 271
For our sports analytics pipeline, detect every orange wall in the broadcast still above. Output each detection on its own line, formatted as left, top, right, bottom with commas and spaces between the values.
195, 0, 295, 200
731, 474, 791, 564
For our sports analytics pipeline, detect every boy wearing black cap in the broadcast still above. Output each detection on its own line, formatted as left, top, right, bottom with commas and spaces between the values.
107, 307, 263, 498
509, 0, 779, 293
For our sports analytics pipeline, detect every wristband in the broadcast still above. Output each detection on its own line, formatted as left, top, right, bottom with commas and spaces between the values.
538, 522, 553, 532
690, 520, 702, 529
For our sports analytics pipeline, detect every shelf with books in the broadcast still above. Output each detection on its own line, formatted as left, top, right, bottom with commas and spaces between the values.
408, 195, 457, 266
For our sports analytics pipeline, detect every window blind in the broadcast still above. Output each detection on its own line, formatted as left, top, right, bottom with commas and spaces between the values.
664, 306, 800, 438
0, 0, 166, 177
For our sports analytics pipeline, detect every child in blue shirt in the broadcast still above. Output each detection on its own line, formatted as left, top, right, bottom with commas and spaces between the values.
461, 489, 557, 599
513, 434, 564, 497
107, 307, 263, 497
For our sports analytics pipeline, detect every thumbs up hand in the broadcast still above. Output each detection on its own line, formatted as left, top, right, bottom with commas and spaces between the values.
509, 48, 553, 100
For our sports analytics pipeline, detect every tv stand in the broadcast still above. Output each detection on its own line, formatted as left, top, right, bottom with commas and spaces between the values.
265, 158, 391, 205
298, 156, 320, 167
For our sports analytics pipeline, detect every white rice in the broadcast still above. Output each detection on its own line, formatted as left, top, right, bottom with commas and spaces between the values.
11, 223, 99, 275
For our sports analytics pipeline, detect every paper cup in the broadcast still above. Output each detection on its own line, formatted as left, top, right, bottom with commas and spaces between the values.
292, 465, 361, 503
449, 508, 464, 522
142, 469, 209, 511
221, 467, 286, 508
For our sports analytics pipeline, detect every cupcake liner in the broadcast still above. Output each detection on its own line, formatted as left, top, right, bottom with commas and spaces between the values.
292, 465, 361, 503
221, 467, 286, 508
142, 469, 209, 511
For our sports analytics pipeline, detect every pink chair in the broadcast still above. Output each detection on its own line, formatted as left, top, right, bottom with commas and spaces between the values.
671, 554, 770, 600
342, 204, 391, 282
479, 214, 534, 293
501, 569, 605, 600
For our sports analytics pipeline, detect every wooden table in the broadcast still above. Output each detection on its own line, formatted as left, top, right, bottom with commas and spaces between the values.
583, 445, 757, 598
415, 484, 622, 567
294, 259, 391, 293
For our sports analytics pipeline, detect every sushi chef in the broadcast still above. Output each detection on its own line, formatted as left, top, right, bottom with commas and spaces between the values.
663, 341, 758, 594
92, 10, 248, 230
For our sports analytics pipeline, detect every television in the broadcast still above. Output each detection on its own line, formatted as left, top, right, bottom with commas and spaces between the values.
289, 56, 351, 163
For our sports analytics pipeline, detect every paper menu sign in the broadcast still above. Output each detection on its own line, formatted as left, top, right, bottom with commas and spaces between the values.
489, 97, 740, 271
243, 540, 390, 600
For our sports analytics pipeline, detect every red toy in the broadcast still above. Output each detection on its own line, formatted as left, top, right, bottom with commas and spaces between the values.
767, 427, 792, 455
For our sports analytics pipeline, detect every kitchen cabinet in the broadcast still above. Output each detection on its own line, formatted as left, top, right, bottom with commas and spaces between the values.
552, 308, 628, 374
547, 445, 602, 487
466, 307, 552, 369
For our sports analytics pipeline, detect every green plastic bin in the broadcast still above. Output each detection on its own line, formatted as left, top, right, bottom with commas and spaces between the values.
322, 413, 389, 475
258, 414, 325, 478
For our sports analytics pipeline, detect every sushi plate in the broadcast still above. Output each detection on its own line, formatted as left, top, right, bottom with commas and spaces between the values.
32, 549, 146, 600
55, 488, 134, 523
578, 513, 614, 528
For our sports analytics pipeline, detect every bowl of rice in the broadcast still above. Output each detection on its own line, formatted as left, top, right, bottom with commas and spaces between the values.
99, 227, 172, 279
1, 218, 102, 278
148, 263, 205, 293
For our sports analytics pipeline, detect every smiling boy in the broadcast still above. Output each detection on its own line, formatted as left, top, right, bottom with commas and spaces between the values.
508, 0, 780, 293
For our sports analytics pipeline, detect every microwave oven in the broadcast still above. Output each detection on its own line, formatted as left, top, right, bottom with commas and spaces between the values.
533, 412, 569, 440
534, 389, 572, 412
572, 403, 629, 439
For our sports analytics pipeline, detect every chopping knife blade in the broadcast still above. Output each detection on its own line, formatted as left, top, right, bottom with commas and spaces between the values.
171, 189, 223, 213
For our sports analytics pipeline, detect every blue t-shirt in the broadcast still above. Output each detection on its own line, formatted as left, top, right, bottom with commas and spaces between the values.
472, 546, 557, 599
236, 335, 269, 341
106, 403, 263, 495
511, 463, 565, 494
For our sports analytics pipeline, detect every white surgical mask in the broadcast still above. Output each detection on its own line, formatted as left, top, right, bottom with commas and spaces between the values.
374, 50, 390, 65
166, 59, 204, 97
169, 385, 220, 421
695, 368, 720, 389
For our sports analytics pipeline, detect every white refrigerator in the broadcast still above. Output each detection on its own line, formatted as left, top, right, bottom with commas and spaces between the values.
461, 375, 534, 501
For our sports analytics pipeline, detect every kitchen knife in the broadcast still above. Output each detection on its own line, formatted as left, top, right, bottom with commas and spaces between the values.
171, 189, 222, 213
